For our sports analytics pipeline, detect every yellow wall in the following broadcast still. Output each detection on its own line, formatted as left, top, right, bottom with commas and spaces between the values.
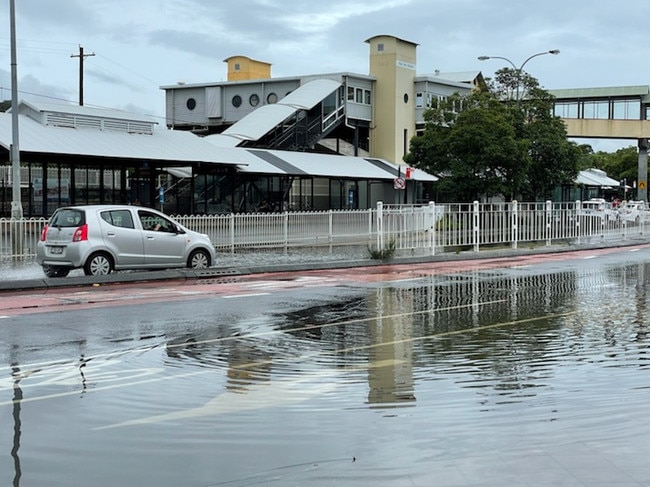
224, 56, 272, 81
366, 35, 418, 165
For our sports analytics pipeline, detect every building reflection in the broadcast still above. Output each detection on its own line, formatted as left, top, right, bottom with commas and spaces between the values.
367, 287, 416, 407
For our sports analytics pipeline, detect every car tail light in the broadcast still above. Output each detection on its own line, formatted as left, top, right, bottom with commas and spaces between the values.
40, 225, 49, 241
72, 224, 88, 242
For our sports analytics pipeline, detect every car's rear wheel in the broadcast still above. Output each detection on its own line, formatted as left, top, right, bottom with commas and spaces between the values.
188, 249, 210, 269
42, 265, 70, 278
84, 253, 113, 276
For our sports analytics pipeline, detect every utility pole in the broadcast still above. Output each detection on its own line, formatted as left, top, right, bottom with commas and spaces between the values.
70, 45, 95, 106
9, 0, 23, 221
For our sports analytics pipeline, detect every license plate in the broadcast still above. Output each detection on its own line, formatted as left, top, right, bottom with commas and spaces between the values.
50, 246, 64, 255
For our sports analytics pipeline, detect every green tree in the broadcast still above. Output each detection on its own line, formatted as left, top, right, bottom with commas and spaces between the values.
405, 69, 581, 202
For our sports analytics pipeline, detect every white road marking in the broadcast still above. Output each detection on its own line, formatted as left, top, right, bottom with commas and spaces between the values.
222, 292, 270, 299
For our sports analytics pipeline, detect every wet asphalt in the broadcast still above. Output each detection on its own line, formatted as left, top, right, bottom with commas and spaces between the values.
2, 236, 649, 293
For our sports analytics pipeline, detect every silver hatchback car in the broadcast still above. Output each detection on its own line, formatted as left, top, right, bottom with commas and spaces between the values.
36, 205, 217, 277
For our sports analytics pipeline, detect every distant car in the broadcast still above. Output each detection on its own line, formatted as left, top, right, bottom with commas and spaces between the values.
36, 205, 217, 277
619, 200, 647, 224
581, 198, 616, 221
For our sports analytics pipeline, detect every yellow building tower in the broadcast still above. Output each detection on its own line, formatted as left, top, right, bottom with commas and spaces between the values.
223, 56, 272, 81
366, 35, 418, 166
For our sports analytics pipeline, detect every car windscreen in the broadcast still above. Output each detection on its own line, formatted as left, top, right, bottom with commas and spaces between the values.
49, 208, 85, 227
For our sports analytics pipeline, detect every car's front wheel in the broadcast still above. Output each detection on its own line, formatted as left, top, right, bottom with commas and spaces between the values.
188, 249, 210, 269
84, 253, 113, 276
42, 265, 70, 278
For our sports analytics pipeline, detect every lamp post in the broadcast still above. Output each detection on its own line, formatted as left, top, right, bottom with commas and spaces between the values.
478, 49, 560, 101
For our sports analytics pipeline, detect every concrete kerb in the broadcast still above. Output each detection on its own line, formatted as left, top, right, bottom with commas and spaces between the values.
2, 237, 649, 293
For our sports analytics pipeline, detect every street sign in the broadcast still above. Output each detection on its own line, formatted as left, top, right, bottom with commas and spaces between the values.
394, 177, 405, 190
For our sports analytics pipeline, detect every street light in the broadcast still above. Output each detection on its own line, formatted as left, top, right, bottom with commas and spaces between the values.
478, 49, 560, 101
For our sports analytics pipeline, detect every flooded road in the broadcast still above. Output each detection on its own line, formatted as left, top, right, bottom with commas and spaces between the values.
1, 248, 650, 486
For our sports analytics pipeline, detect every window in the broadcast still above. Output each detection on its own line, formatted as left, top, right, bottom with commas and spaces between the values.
415, 92, 423, 108
232, 95, 242, 108
403, 93, 409, 104
377, 43, 384, 52
583, 100, 608, 119
249, 94, 260, 107
364, 89, 371, 105
554, 101, 578, 118
347, 86, 355, 101
234, 63, 240, 71
186, 98, 196, 110
355, 88, 363, 103
51, 208, 85, 227
613, 99, 640, 120
266, 92, 278, 104
101, 210, 134, 229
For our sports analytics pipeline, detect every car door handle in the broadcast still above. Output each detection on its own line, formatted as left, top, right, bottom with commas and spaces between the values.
106, 232, 116, 237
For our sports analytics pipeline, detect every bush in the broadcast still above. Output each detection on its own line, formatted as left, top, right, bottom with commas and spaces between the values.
367, 240, 396, 260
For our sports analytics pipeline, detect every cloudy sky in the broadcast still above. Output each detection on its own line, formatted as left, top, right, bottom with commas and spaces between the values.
1, 0, 648, 152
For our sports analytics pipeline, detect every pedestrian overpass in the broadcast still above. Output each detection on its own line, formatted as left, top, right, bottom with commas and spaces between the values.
549, 85, 650, 201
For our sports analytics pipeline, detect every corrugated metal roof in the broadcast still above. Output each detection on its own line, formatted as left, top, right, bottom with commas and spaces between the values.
576, 169, 619, 187
0, 113, 242, 165
277, 79, 341, 110
221, 104, 296, 140
550, 85, 650, 100
220, 78, 341, 142
203, 133, 244, 147
17, 100, 156, 123
240, 150, 437, 181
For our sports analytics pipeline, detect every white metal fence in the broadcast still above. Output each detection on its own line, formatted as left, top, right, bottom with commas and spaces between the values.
1, 200, 648, 262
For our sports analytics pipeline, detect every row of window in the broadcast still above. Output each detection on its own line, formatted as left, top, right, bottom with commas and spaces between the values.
347, 86, 372, 105
185, 92, 280, 111
553, 100, 645, 120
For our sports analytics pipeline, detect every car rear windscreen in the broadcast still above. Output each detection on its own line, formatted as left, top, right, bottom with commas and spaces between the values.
50, 209, 85, 227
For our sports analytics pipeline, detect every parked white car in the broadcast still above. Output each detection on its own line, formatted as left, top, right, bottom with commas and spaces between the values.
36, 205, 217, 277
581, 199, 616, 221
619, 200, 647, 224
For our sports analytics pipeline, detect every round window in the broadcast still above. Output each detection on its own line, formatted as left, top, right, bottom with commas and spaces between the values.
266, 92, 278, 104
403, 93, 409, 103
232, 95, 242, 108
249, 94, 260, 107
186, 98, 196, 110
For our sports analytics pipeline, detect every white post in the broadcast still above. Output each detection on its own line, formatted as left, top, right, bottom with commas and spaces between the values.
575, 200, 581, 245
428, 201, 436, 256
511, 200, 518, 250
545, 200, 552, 246
473, 201, 480, 252
376, 201, 384, 251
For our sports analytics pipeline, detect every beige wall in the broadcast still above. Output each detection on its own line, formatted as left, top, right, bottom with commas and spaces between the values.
562, 118, 650, 139
367, 35, 418, 165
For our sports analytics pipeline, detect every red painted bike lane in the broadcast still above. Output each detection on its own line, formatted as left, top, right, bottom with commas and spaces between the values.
1, 244, 649, 317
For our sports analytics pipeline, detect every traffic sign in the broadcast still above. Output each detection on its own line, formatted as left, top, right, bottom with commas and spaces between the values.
639, 181, 646, 190
394, 177, 405, 190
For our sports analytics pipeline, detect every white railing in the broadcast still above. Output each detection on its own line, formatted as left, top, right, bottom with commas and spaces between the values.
2, 201, 649, 262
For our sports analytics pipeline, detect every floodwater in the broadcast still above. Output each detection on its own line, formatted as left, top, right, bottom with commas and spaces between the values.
1, 253, 650, 486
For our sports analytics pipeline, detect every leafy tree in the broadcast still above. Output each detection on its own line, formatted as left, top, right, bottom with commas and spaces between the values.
589, 146, 638, 182
405, 69, 581, 202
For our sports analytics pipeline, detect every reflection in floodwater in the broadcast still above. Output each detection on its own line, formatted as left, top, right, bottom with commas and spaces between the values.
367, 287, 416, 407
4, 256, 650, 485
10, 362, 22, 487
